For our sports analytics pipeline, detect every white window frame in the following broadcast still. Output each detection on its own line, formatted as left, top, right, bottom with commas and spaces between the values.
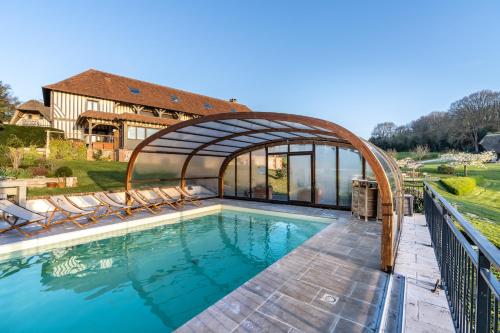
87, 99, 100, 111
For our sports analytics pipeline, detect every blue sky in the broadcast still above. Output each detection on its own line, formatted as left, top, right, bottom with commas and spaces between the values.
1, 0, 499, 137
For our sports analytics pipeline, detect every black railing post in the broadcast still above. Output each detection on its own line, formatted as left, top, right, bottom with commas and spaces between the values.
475, 250, 490, 333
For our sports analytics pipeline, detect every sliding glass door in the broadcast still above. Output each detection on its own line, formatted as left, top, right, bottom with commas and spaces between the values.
289, 154, 312, 202
268, 154, 287, 201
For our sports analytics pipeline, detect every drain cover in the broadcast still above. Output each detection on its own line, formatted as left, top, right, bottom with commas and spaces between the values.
320, 293, 338, 304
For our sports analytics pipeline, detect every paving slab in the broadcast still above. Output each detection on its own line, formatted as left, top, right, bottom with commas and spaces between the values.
394, 214, 455, 333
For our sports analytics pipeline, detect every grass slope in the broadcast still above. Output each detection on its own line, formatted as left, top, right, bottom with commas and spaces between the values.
28, 160, 127, 198
421, 163, 500, 247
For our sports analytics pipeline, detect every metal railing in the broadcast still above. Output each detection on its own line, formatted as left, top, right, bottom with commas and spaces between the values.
83, 134, 115, 144
424, 182, 499, 333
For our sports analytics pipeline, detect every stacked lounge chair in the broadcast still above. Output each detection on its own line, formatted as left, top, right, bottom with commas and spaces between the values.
0, 186, 204, 238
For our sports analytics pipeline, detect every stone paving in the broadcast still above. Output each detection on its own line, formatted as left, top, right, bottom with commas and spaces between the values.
177, 200, 388, 333
394, 213, 455, 333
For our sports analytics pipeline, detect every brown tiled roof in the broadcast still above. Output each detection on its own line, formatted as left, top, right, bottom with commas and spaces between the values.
480, 132, 500, 153
42, 69, 252, 116
16, 100, 51, 120
77, 110, 181, 126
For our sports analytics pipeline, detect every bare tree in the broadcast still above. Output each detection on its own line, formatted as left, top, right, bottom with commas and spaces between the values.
412, 145, 430, 160
449, 90, 500, 152
371, 122, 397, 139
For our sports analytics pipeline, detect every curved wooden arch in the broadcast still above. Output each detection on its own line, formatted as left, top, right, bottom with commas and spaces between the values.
125, 112, 401, 271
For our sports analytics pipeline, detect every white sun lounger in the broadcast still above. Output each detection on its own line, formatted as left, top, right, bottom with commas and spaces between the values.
0, 200, 48, 237
48, 195, 99, 228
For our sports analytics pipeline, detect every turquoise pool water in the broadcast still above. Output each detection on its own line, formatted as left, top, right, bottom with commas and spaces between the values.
0, 209, 327, 332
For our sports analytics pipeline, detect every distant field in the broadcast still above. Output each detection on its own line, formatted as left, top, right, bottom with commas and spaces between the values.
421, 162, 500, 247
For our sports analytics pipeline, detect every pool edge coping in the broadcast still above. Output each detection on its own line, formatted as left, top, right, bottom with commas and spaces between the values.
0, 203, 336, 259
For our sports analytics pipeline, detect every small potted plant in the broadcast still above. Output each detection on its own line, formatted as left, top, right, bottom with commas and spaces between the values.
54, 166, 73, 188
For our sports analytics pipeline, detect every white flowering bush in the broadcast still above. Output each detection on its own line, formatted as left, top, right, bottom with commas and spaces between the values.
441, 151, 496, 176
397, 158, 423, 178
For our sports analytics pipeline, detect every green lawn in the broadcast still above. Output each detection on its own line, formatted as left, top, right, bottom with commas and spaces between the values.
396, 151, 440, 160
28, 160, 128, 198
420, 162, 500, 247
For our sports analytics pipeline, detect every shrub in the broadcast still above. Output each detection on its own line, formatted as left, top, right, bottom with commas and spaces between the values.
441, 177, 476, 195
437, 164, 455, 175
30, 166, 49, 177
0, 167, 33, 179
54, 166, 73, 177
49, 139, 86, 160
93, 149, 103, 161
22, 146, 43, 167
5, 134, 25, 170
0, 124, 63, 147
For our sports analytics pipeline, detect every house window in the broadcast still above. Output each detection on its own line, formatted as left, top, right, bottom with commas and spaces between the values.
27, 114, 33, 119
128, 126, 154, 140
146, 128, 158, 137
129, 87, 140, 94
127, 126, 136, 139
136, 127, 146, 140
87, 100, 99, 111
171, 95, 180, 103
204, 102, 213, 110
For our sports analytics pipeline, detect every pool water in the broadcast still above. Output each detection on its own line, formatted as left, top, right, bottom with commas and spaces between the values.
0, 209, 327, 332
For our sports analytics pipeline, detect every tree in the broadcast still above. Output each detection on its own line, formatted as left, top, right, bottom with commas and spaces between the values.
371, 122, 397, 139
369, 122, 397, 149
449, 90, 500, 152
0, 81, 19, 123
441, 151, 496, 176
412, 145, 430, 160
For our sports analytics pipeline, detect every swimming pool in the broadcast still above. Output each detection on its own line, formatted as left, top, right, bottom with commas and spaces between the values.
0, 208, 327, 332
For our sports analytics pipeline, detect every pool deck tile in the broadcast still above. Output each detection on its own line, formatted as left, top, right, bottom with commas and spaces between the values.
394, 213, 455, 333
176, 200, 388, 332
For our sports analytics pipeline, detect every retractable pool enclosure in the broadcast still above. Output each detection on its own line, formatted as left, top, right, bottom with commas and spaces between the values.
126, 112, 403, 271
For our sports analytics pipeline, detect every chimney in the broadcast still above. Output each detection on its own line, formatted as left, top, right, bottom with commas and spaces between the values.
229, 98, 237, 103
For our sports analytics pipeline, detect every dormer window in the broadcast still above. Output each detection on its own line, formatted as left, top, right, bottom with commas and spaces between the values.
129, 87, 140, 94
204, 102, 213, 110
171, 95, 180, 103
87, 99, 99, 111
231, 108, 237, 113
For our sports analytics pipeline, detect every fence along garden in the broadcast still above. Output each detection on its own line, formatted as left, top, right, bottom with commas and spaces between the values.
424, 182, 499, 333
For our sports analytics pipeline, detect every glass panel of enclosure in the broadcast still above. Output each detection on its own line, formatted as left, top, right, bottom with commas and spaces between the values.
268, 154, 288, 201
236, 153, 250, 197
131, 153, 186, 181
338, 148, 363, 206
289, 144, 312, 152
223, 159, 235, 196
185, 156, 225, 178
222, 142, 365, 209
289, 155, 312, 202
251, 149, 266, 199
315, 145, 337, 205
185, 178, 218, 198
268, 145, 288, 153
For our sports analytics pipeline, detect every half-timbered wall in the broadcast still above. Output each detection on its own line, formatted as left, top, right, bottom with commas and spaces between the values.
51, 91, 117, 138
50, 91, 193, 139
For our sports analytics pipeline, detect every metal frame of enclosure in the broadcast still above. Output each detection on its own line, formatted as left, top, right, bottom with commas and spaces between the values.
125, 112, 404, 271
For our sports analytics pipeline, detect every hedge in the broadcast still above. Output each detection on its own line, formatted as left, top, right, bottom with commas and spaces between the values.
0, 124, 63, 147
441, 177, 476, 195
